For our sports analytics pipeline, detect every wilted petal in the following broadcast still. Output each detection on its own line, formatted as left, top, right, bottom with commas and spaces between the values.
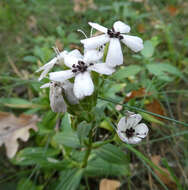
126, 114, 142, 128
68, 49, 83, 59
84, 49, 103, 63
62, 81, 79, 105
106, 38, 123, 67
135, 123, 148, 138
49, 70, 75, 82
113, 21, 131, 33
117, 117, 127, 131
89, 63, 115, 75
81, 34, 110, 49
73, 72, 94, 99
89, 22, 108, 33
121, 35, 144, 52
49, 82, 67, 113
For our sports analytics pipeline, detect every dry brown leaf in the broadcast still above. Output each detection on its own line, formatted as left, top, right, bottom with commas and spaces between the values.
73, 0, 97, 13
27, 15, 37, 31
124, 88, 151, 102
151, 155, 177, 189
146, 99, 166, 121
99, 179, 121, 190
0, 112, 39, 158
167, 5, 178, 16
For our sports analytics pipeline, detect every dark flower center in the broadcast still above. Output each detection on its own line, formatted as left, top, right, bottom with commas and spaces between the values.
107, 28, 123, 40
121, 127, 135, 138
72, 61, 94, 73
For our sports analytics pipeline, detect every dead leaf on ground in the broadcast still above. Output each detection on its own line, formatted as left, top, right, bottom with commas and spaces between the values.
0, 112, 39, 158
99, 179, 121, 190
27, 15, 37, 31
151, 155, 177, 189
124, 88, 151, 102
73, 0, 97, 13
167, 5, 178, 16
146, 99, 166, 121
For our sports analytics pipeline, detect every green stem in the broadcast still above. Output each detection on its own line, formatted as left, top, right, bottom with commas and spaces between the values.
81, 130, 93, 168
98, 96, 188, 127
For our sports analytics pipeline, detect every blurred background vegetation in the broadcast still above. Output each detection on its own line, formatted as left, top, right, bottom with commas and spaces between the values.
0, 0, 188, 189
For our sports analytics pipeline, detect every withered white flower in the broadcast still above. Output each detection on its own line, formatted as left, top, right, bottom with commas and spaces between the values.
49, 81, 67, 113
36, 49, 68, 81
81, 21, 144, 67
40, 80, 79, 106
49, 49, 115, 99
116, 112, 148, 144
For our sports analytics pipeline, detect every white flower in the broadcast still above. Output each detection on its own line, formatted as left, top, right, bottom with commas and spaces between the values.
36, 50, 68, 81
49, 49, 115, 99
116, 112, 148, 144
81, 21, 144, 67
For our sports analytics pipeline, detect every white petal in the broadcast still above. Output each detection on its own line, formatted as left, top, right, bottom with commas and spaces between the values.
68, 49, 83, 59
64, 54, 80, 68
106, 38, 123, 67
40, 83, 50, 89
88, 22, 108, 33
135, 123, 148, 138
81, 34, 110, 49
113, 21, 131, 33
73, 72, 94, 99
121, 35, 144, 52
84, 49, 103, 63
49, 70, 75, 82
117, 130, 129, 143
36, 57, 57, 73
89, 63, 115, 75
126, 114, 142, 128
117, 117, 127, 131
127, 136, 142, 144
117, 131, 142, 144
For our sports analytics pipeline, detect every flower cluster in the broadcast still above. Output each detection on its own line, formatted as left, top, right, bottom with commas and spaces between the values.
36, 21, 148, 144
37, 21, 143, 100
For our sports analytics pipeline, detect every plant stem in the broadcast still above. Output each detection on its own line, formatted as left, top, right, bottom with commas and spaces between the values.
81, 130, 93, 168
98, 96, 188, 127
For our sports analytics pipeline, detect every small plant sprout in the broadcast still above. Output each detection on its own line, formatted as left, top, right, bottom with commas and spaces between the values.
81, 21, 144, 67
116, 111, 149, 144
49, 49, 115, 99
36, 47, 68, 81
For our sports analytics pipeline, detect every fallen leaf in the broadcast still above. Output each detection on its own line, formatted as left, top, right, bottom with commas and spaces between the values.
55, 39, 63, 51
0, 112, 39, 158
73, 0, 97, 13
99, 179, 121, 190
151, 155, 177, 189
167, 5, 178, 16
146, 99, 166, 121
27, 15, 37, 31
124, 88, 151, 102
137, 24, 145, 33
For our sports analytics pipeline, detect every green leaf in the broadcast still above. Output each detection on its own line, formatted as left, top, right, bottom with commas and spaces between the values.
77, 121, 92, 144
55, 168, 83, 190
53, 113, 80, 148
112, 65, 142, 80
23, 56, 38, 63
94, 144, 128, 165
141, 40, 154, 58
0, 98, 39, 109
146, 63, 183, 81
141, 112, 164, 126
85, 156, 128, 177
17, 178, 43, 190
12, 147, 63, 168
